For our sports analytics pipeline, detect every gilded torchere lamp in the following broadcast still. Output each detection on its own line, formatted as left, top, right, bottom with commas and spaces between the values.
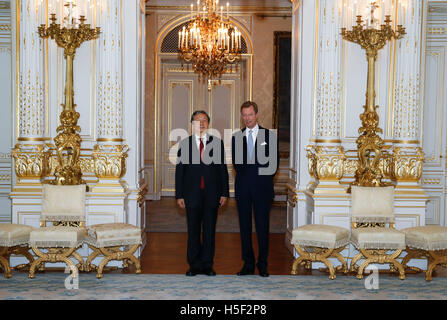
341, 1, 405, 188
38, 0, 100, 185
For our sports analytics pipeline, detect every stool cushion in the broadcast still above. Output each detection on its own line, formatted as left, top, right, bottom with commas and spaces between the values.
0, 224, 35, 247
291, 224, 349, 249
403, 226, 447, 251
85, 223, 142, 247
29, 226, 86, 248
351, 227, 405, 250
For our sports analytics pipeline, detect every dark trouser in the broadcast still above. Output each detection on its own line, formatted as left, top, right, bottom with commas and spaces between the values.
236, 194, 271, 271
186, 192, 218, 270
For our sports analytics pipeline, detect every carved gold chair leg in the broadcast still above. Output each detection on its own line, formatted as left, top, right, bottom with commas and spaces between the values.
333, 247, 349, 274
85, 245, 101, 272
29, 247, 78, 279
9, 246, 35, 271
291, 245, 346, 280
0, 247, 12, 278
72, 251, 86, 272
402, 247, 426, 273
349, 252, 363, 273
425, 250, 447, 281
94, 244, 141, 279
1, 246, 35, 278
291, 256, 306, 275
355, 249, 405, 280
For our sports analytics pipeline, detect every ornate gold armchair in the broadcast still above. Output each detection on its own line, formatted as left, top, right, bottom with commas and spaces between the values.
291, 224, 349, 279
401, 226, 447, 281
0, 224, 35, 278
349, 186, 406, 280
28, 184, 87, 278
84, 223, 142, 278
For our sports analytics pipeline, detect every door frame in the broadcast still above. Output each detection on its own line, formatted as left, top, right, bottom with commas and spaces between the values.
152, 16, 254, 199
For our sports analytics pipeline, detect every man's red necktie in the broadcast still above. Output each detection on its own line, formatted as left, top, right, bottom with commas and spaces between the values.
200, 139, 205, 189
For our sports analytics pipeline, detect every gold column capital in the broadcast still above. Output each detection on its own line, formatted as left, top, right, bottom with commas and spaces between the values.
92, 144, 129, 180
307, 145, 346, 182
11, 143, 52, 182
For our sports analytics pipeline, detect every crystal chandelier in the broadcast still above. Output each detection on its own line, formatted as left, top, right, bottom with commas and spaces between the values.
178, 0, 242, 86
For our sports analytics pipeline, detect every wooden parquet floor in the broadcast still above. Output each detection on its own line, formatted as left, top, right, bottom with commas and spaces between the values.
140, 232, 295, 275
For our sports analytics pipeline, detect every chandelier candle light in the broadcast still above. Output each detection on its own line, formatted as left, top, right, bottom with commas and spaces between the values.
341, 1, 406, 188
38, 0, 100, 185
178, 0, 242, 90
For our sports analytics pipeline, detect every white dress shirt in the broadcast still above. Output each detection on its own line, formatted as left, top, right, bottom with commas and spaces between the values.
194, 133, 207, 152
245, 123, 259, 144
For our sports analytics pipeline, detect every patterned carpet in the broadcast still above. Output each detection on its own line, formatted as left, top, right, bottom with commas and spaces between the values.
1, 273, 446, 300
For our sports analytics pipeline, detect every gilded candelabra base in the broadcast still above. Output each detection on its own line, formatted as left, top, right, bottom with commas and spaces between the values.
51, 109, 84, 185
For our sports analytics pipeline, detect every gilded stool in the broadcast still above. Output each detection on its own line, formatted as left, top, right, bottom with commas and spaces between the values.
349, 186, 406, 280
401, 226, 447, 281
0, 224, 35, 278
85, 223, 142, 278
28, 184, 87, 279
291, 224, 349, 280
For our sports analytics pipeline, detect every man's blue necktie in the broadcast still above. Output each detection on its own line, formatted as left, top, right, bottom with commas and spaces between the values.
247, 129, 254, 159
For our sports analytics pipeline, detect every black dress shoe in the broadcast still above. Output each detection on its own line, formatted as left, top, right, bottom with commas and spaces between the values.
237, 266, 255, 276
258, 269, 269, 277
186, 268, 200, 276
202, 268, 217, 276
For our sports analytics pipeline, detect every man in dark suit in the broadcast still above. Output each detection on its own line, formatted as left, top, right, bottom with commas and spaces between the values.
175, 110, 229, 276
232, 101, 278, 277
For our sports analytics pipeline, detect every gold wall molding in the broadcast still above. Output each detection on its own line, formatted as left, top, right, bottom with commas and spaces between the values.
428, 27, 446, 34
92, 144, 129, 179
422, 178, 441, 185
0, 174, 11, 181
0, 1, 9, 9
0, 24, 11, 31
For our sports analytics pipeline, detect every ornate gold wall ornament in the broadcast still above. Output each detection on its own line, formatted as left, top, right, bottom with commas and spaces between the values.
12, 144, 51, 180
306, 145, 346, 181
137, 179, 148, 207
92, 144, 129, 179
286, 183, 298, 207
341, 9, 405, 189
38, 13, 100, 185
391, 147, 424, 182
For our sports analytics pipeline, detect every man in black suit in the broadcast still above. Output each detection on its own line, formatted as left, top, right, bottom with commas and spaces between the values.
175, 110, 229, 276
232, 101, 278, 277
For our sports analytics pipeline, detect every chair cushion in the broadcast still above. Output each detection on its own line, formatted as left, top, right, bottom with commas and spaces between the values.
0, 224, 35, 247
29, 226, 86, 248
351, 186, 395, 223
351, 227, 405, 250
85, 223, 142, 247
291, 224, 349, 249
41, 184, 86, 222
403, 226, 447, 251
